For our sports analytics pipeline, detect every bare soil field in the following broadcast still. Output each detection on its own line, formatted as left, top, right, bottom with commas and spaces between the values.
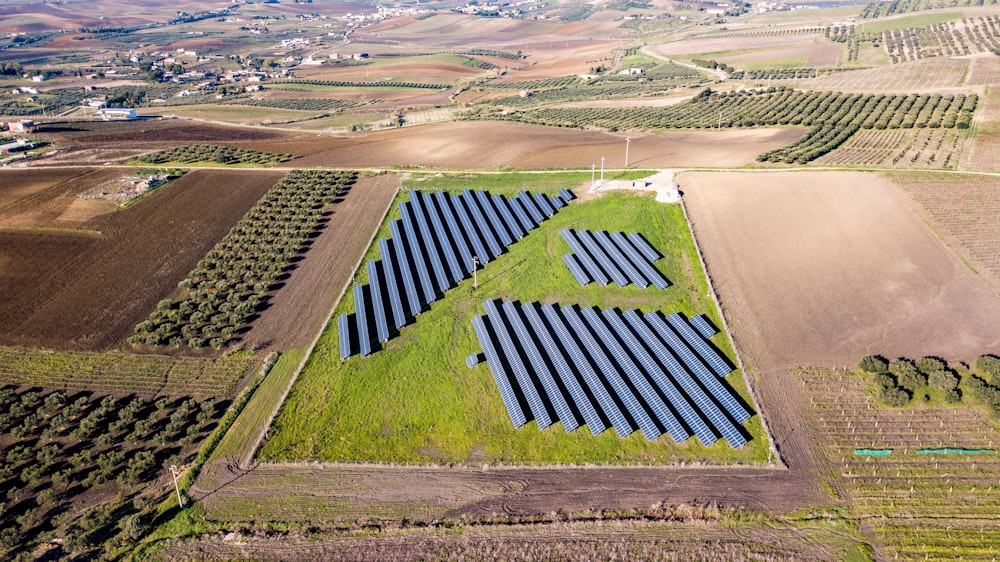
887, 172, 1000, 293
963, 53, 1000, 86
242, 173, 397, 351
680, 170, 1000, 371
649, 34, 827, 58
0, 167, 123, 227
798, 57, 971, 93
292, 59, 480, 83
266, 122, 803, 169
964, 89, 1000, 171
0, 169, 283, 350
155, 519, 842, 561
0, 168, 93, 209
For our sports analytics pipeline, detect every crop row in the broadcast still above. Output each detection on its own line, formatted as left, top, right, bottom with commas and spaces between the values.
269, 79, 448, 90
486, 75, 583, 90
130, 170, 356, 350
490, 78, 698, 106
136, 144, 293, 166
225, 97, 370, 112
831, 16, 1000, 64
0, 387, 223, 558
860, 0, 998, 19
815, 127, 965, 168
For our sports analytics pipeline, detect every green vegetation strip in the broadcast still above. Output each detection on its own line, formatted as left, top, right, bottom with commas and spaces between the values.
854, 448, 893, 456
261, 183, 768, 465
134, 144, 293, 166
916, 448, 994, 454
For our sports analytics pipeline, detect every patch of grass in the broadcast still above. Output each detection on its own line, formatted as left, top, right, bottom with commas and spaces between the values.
260, 185, 768, 465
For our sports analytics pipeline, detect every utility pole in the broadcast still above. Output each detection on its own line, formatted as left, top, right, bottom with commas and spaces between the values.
625, 137, 631, 167
169, 465, 184, 508
472, 256, 479, 288
718, 111, 723, 131
591, 163, 595, 188
600, 156, 605, 184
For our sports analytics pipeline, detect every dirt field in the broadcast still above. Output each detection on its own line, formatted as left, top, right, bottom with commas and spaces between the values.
680, 170, 1000, 371
0, 168, 94, 209
155, 519, 843, 561
242, 173, 398, 351
264, 122, 803, 169
0, 169, 283, 350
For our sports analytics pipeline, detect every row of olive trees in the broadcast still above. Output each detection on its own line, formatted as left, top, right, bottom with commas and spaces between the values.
861, 354, 1000, 409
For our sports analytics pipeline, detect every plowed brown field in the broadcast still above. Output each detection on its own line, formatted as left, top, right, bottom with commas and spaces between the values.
680, 170, 1000, 370
0, 169, 283, 350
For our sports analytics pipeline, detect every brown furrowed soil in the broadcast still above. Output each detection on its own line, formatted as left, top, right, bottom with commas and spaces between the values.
242, 173, 398, 351
680, 170, 1000, 371
155, 519, 841, 561
0, 168, 94, 209
0, 169, 283, 350
267, 122, 802, 169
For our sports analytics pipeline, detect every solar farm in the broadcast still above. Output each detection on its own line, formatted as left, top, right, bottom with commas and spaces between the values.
264, 177, 766, 465
561, 228, 670, 289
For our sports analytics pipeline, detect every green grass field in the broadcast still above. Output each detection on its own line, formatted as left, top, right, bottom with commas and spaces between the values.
857, 11, 964, 33
259, 178, 768, 465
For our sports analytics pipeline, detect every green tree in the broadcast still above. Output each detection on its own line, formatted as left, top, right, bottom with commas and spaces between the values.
859, 355, 889, 373
976, 355, 1000, 384
880, 385, 911, 406
928, 369, 959, 392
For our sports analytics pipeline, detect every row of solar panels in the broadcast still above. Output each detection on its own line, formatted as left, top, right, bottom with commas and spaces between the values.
339, 188, 575, 358
471, 300, 749, 449
561, 229, 669, 290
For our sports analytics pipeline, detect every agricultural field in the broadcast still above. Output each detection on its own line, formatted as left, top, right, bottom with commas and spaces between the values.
0, 168, 283, 351
964, 87, 1000, 171
813, 127, 969, 168
886, 171, 1000, 292
801, 367, 1000, 560
799, 57, 972, 93
680, 170, 1000, 371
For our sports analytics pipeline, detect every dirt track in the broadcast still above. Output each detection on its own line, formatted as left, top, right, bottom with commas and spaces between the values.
680, 170, 1000, 370
242, 173, 398, 351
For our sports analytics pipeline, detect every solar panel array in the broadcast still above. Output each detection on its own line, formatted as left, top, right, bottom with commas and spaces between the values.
338, 189, 572, 358
560, 229, 670, 290
470, 300, 751, 449
690, 314, 717, 339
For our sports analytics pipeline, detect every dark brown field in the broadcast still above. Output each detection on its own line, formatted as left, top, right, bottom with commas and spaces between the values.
0, 168, 283, 350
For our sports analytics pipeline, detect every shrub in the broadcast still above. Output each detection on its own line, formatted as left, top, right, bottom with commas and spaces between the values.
928, 369, 959, 392
859, 355, 889, 373
874, 372, 896, 389
880, 385, 912, 406
944, 388, 962, 403
916, 356, 947, 374
975, 355, 1000, 384
898, 370, 928, 393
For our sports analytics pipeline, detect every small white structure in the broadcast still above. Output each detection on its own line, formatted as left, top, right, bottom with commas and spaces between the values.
98, 107, 137, 120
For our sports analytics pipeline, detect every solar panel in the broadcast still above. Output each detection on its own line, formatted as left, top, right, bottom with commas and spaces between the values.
378, 239, 408, 329
548, 195, 565, 209
366, 260, 390, 343
561, 229, 610, 286
484, 300, 552, 429
337, 313, 352, 360
522, 302, 605, 435
540, 303, 632, 437
561, 305, 656, 440
667, 313, 731, 377
532, 192, 556, 217
579, 307, 674, 442
408, 191, 451, 295
466, 353, 480, 368
461, 191, 503, 259
501, 301, 577, 433
643, 311, 748, 448
353, 283, 371, 357
628, 232, 660, 261
434, 192, 476, 274
610, 231, 669, 290
576, 229, 629, 287
399, 201, 437, 305
491, 194, 525, 240
472, 315, 527, 428
629, 310, 745, 449
450, 194, 492, 265
606, 308, 716, 447
473, 190, 513, 246
517, 190, 545, 223
690, 314, 717, 339
389, 220, 422, 318
420, 191, 464, 285
562, 254, 591, 286
559, 189, 576, 201
593, 230, 648, 289
507, 194, 538, 232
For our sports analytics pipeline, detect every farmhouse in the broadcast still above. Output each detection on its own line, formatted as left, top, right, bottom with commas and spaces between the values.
4, 119, 34, 133
98, 107, 137, 120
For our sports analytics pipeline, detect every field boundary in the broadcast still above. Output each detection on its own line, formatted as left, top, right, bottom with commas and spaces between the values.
679, 195, 782, 468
